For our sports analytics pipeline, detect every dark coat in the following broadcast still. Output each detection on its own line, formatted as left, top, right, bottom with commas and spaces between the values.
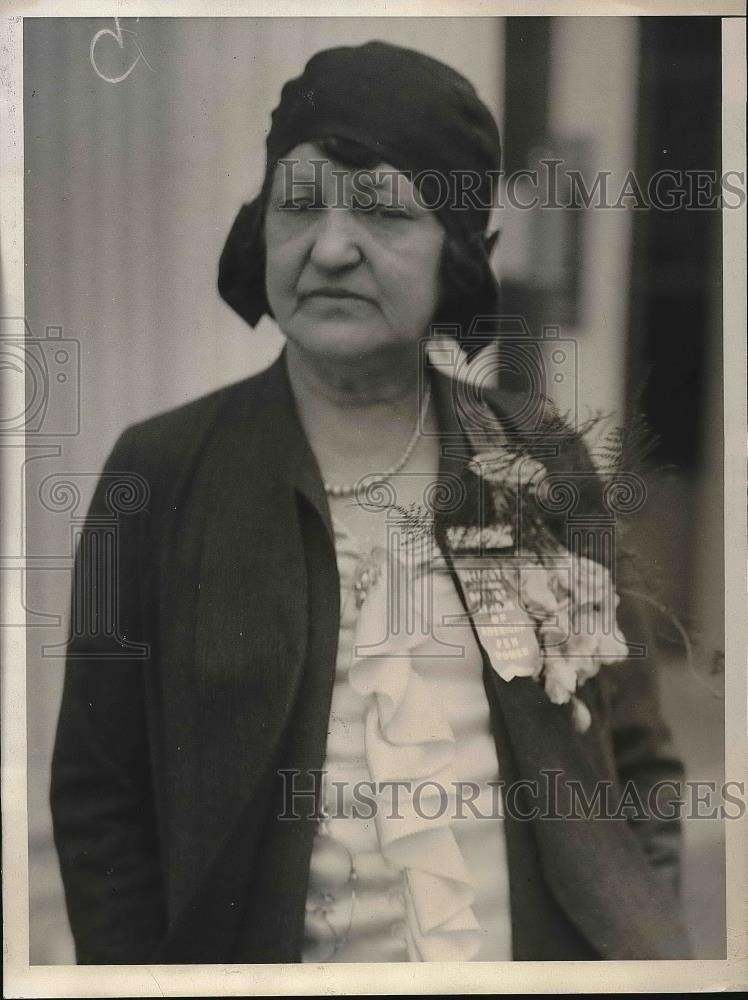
50, 352, 691, 964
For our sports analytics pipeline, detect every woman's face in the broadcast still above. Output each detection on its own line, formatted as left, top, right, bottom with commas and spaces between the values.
264, 142, 445, 362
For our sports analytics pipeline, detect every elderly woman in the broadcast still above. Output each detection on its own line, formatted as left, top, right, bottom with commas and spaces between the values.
51, 41, 689, 964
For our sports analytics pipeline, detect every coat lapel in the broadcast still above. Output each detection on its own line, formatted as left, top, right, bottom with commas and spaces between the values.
192, 351, 331, 687
158, 352, 334, 921
431, 367, 689, 959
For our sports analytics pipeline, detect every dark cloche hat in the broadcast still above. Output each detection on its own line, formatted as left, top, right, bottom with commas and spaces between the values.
218, 40, 502, 330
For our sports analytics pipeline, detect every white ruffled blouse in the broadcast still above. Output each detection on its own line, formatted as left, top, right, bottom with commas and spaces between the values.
302, 514, 512, 963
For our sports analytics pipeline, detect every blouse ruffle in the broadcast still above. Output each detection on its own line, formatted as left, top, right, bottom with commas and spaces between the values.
347, 537, 483, 961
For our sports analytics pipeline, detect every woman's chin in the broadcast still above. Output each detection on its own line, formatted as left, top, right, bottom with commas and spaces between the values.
285, 322, 411, 363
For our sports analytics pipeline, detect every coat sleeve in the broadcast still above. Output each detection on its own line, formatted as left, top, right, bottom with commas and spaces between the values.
559, 427, 687, 905
602, 575, 686, 903
50, 428, 167, 964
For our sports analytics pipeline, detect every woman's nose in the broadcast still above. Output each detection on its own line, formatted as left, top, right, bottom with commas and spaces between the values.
308, 209, 363, 271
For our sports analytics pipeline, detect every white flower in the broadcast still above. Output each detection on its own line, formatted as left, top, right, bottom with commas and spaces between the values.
494, 550, 628, 730
564, 604, 629, 681
543, 656, 578, 704
570, 696, 592, 734
596, 627, 630, 664
513, 561, 561, 619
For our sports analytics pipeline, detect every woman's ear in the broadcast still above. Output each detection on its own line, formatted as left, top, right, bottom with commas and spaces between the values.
217, 194, 270, 327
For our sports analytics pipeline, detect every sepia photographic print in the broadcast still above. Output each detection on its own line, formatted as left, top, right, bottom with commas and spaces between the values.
2, 3, 746, 996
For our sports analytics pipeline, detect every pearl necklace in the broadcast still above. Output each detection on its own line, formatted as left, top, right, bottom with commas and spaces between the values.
323, 383, 432, 498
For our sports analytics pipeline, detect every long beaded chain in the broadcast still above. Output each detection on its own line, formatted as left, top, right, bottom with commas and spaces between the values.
323, 383, 431, 498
